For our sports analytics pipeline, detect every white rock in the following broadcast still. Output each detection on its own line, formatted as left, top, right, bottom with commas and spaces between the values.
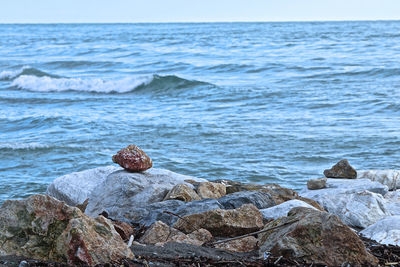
384, 190, 400, 215
360, 216, 400, 246
85, 168, 207, 219
358, 170, 400, 190
301, 190, 391, 228
260, 200, 317, 220
46, 165, 121, 206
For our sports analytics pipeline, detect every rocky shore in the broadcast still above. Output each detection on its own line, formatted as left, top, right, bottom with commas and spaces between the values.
1, 145, 400, 266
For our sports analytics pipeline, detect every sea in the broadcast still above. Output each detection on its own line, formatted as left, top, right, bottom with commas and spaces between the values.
1, 21, 400, 204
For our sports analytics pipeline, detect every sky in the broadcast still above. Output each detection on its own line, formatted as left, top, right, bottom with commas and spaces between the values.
1, 0, 400, 23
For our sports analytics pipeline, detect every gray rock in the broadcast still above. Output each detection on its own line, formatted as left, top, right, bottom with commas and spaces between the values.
218, 191, 276, 210
46, 166, 121, 206
301, 178, 388, 196
124, 199, 223, 226
323, 159, 357, 179
301, 189, 391, 228
85, 168, 207, 219
360, 216, 400, 246
260, 199, 317, 220
307, 178, 327, 190
358, 170, 400, 190
384, 190, 400, 215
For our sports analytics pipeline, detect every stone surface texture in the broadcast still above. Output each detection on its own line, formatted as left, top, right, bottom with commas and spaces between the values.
196, 182, 226, 199
217, 191, 276, 210
163, 183, 201, 202
46, 166, 120, 206
85, 168, 207, 219
307, 178, 327, 190
174, 204, 263, 237
0, 195, 133, 266
384, 190, 400, 215
112, 144, 152, 172
301, 189, 390, 228
260, 199, 317, 220
139, 221, 212, 246
323, 159, 357, 179
258, 207, 378, 266
214, 236, 258, 253
358, 170, 400, 190
360, 216, 400, 246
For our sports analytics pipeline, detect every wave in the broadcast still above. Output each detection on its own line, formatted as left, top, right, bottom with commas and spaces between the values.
0, 66, 59, 81
10, 73, 210, 94
0, 142, 50, 151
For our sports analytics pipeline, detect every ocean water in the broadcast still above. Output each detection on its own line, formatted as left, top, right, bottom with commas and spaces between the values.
1, 22, 400, 203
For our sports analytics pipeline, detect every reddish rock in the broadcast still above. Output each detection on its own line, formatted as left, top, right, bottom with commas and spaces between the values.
112, 145, 152, 172
112, 220, 134, 241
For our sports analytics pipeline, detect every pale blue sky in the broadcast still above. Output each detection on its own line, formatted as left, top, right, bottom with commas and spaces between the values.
1, 0, 400, 23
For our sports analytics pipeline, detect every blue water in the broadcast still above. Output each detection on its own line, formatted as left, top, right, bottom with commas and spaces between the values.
1, 22, 400, 203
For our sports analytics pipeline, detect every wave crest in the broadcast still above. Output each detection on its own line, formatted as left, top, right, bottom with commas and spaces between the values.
0, 67, 58, 81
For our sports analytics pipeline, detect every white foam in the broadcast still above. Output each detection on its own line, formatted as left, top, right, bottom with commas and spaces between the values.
0, 66, 29, 80
0, 142, 50, 150
11, 75, 154, 93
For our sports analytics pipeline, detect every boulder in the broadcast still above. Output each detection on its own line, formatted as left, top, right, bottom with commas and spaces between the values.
124, 199, 223, 227
112, 221, 134, 241
258, 207, 378, 266
307, 178, 327, 190
139, 221, 212, 246
46, 166, 120, 206
85, 168, 207, 219
384, 190, 400, 215
217, 191, 276, 210
174, 204, 263, 237
196, 182, 226, 199
214, 236, 258, 253
358, 170, 400, 190
163, 183, 201, 202
301, 189, 391, 228
0, 195, 133, 266
360, 216, 400, 246
260, 199, 317, 220
112, 144, 152, 172
324, 159, 357, 179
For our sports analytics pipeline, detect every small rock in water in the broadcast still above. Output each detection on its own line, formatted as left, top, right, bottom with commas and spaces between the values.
324, 159, 357, 179
112, 144, 152, 172
307, 177, 327, 190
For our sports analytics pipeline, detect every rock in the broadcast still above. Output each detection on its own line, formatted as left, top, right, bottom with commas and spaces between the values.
296, 196, 325, 211
360, 216, 400, 246
0, 195, 133, 266
163, 183, 201, 202
307, 178, 327, 190
218, 191, 276, 210
214, 236, 258, 253
301, 178, 389, 196
124, 199, 223, 227
196, 182, 226, 199
258, 207, 378, 266
384, 190, 400, 215
112, 221, 134, 241
139, 221, 212, 246
301, 189, 391, 228
112, 144, 152, 172
358, 170, 400, 190
323, 159, 357, 179
85, 168, 207, 219
46, 166, 120, 206
174, 204, 263, 237
260, 199, 317, 220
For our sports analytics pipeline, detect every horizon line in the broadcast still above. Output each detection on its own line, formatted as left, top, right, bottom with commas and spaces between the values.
1, 18, 400, 24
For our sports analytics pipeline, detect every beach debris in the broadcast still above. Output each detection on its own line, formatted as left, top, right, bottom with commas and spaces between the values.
0, 194, 133, 266
307, 177, 327, 190
324, 159, 357, 179
163, 183, 201, 202
112, 144, 153, 172
258, 207, 378, 266
174, 203, 263, 237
